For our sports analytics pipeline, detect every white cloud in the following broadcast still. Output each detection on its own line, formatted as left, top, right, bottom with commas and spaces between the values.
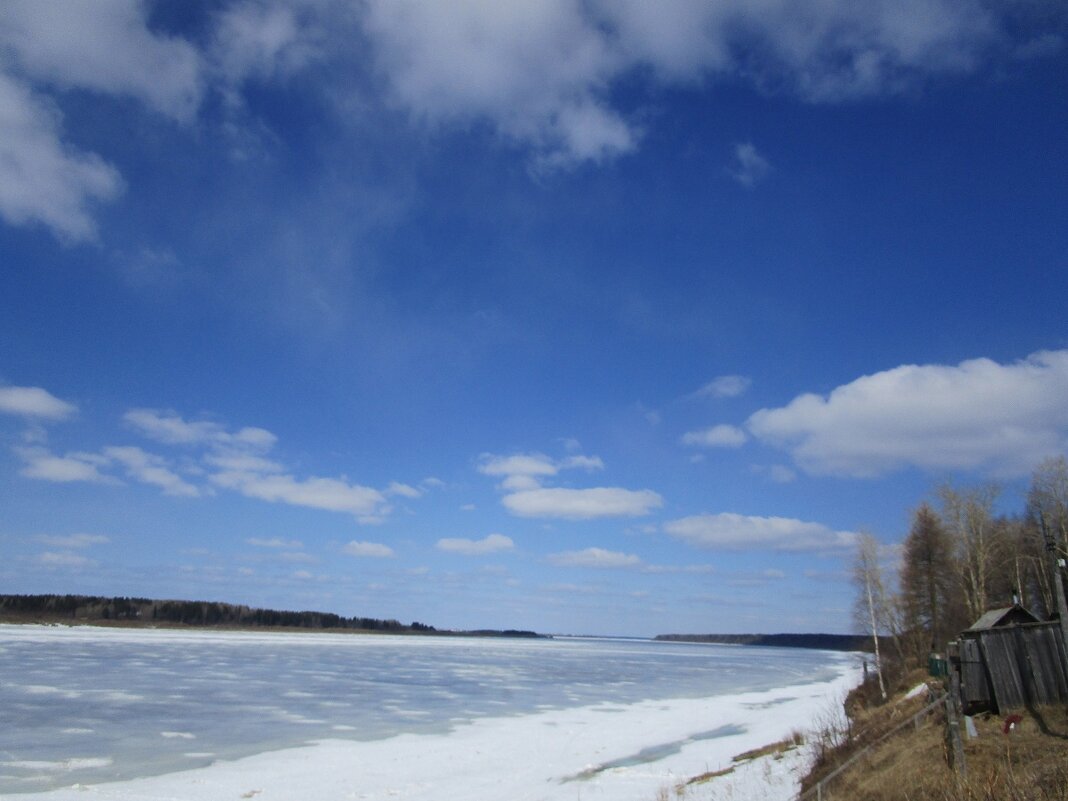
212, 470, 387, 520
246, 537, 303, 549
503, 487, 663, 519
204, 452, 283, 473
548, 547, 641, 568
478, 452, 563, 478
0, 74, 123, 241
343, 540, 395, 558
681, 424, 747, 448
357, 0, 1052, 171
37, 551, 93, 568
36, 533, 109, 549
0, 0, 202, 120
362, 0, 634, 168
0, 385, 77, 420
211, 1, 320, 91
0, 1, 202, 240
124, 409, 276, 451
436, 533, 514, 555
727, 142, 771, 188
103, 446, 200, 498
560, 454, 605, 471
663, 513, 857, 552
747, 349, 1068, 477
385, 481, 422, 498
15, 446, 114, 484
482, 448, 658, 519
689, 375, 752, 400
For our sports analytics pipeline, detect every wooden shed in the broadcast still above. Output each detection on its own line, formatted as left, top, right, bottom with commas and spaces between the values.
955, 605, 1068, 714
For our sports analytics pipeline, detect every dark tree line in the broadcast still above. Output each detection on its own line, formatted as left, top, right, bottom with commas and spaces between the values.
855, 456, 1068, 675
0, 594, 432, 633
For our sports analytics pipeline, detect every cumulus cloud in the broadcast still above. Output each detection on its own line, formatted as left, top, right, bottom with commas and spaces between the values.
548, 547, 641, 568
343, 540, 395, 558
503, 487, 663, 519
481, 449, 660, 519
747, 349, 1068, 477
663, 512, 857, 552
362, 0, 634, 169
436, 533, 515, 555
681, 424, 747, 448
727, 142, 771, 188
358, 0, 1058, 169
0, 385, 77, 420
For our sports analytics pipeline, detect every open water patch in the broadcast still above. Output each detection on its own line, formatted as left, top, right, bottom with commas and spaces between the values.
561, 723, 745, 782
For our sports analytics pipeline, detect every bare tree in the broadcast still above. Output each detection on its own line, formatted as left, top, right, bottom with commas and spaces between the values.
938, 482, 1004, 623
1028, 456, 1068, 650
853, 532, 892, 700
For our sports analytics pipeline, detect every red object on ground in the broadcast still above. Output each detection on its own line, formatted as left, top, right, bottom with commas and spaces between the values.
1002, 714, 1023, 734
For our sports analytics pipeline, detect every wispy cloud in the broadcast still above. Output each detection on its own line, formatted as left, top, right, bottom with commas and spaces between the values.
342, 540, 395, 558
436, 534, 514, 555
246, 537, 303, 549
36, 533, 109, 549
688, 375, 752, 400
664, 513, 857, 552
727, 142, 771, 188
103, 446, 199, 498
547, 547, 641, 568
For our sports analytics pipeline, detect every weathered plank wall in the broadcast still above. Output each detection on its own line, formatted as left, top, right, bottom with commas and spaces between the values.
961, 622, 1068, 712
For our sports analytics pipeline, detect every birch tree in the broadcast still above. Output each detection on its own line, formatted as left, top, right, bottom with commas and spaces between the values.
853, 532, 891, 700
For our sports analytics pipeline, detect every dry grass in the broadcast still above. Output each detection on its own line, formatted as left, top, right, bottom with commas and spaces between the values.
802, 673, 1068, 801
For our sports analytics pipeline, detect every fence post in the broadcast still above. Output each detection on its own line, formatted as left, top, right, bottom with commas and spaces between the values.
945, 669, 967, 776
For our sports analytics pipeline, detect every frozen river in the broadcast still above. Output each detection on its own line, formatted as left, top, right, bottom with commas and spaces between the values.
0, 625, 861, 800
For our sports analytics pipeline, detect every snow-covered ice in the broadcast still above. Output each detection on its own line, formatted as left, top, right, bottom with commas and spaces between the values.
1, 625, 862, 801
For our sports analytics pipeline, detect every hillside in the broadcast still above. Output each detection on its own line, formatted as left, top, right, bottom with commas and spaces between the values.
799, 669, 1068, 800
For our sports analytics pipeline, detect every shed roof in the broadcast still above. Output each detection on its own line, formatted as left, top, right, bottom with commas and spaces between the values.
966, 604, 1040, 631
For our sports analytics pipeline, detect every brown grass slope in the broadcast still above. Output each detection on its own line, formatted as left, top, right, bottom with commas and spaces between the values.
801, 670, 1068, 801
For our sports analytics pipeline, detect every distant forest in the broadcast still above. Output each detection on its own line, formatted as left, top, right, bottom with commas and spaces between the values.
0, 593, 443, 633
0, 594, 546, 638
655, 633, 872, 652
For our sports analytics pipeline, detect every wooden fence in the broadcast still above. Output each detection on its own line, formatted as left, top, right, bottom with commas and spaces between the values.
958, 621, 1068, 713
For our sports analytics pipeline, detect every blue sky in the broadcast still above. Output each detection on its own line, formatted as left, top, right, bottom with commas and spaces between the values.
2, 1, 1067, 636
